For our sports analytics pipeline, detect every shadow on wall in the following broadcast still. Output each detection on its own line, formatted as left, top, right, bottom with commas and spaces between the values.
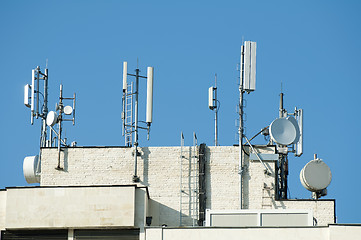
149, 199, 185, 227
205, 146, 212, 209
140, 147, 151, 186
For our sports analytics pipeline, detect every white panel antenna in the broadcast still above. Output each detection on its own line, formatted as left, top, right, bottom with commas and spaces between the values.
24, 84, 31, 108
208, 86, 215, 109
123, 61, 128, 92
295, 109, 303, 157
146, 67, 154, 124
242, 41, 257, 92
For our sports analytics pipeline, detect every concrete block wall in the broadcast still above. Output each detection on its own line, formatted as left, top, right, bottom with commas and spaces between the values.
40, 145, 334, 226
0, 191, 6, 231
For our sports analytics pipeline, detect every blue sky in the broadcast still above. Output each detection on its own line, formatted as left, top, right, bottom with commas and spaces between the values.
1, 1, 361, 223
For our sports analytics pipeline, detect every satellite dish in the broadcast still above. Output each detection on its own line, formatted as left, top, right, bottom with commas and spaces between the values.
286, 116, 301, 144
269, 118, 298, 145
64, 105, 73, 115
23, 155, 40, 184
46, 111, 58, 127
300, 159, 332, 192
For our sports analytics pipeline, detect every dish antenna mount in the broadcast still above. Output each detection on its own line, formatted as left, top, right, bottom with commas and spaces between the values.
46, 84, 76, 170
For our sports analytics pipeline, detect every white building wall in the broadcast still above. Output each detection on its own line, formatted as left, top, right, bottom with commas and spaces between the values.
0, 190, 6, 231
4, 186, 138, 229
39, 145, 334, 227
145, 225, 361, 240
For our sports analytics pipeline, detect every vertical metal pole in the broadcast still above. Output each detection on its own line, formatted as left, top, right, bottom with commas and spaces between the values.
56, 85, 63, 170
279, 92, 284, 118
41, 68, 49, 148
36, 66, 40, 118
238, 45, 245, 209
214, 74, 218, 146
133, 69, 140, 182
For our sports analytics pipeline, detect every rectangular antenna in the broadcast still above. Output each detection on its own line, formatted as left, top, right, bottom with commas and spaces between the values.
31, 69, 35, 124
24, 84, 31, 108
296, 109, 303, 156
123, 62, 128, 92
146, 67, 154, 123
208, 86, 215, 109
242, 41, 257, 91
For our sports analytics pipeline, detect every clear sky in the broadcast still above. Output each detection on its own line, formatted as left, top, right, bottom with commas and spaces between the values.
1, 0, 360, 223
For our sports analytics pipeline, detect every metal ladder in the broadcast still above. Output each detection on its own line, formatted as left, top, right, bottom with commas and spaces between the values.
190, 133, 199, 226
179, 132, 199, 226
124, 83, 133, 146
262, 183, 273, 209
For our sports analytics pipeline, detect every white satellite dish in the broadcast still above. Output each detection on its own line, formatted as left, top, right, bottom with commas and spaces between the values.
23, 155, 40, 184
269, 118, 299, 145
46, 111, 58, 127
64, 105, 73, 115
287, 116, 300, 144
300, 159, 332, 192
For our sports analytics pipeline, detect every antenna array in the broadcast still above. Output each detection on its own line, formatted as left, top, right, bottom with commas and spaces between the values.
121, 61, 154, 182
24, 65, 76, 176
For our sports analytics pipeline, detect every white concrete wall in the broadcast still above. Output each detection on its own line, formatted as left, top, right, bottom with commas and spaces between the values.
0, 190, 6, 230
5, 186, 136, 229
39, 146, 335, 227
145, 225, 361, 240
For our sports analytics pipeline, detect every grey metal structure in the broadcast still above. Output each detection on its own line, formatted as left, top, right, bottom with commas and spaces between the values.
238, 41, 257, 209
24, 65, 76, 171
24, 66, 49, 147
51, 85, 76, 170
121, 62, 154, 182
273, 92, 303, 200
208, 74, 219, 146
179, 132, 199, 227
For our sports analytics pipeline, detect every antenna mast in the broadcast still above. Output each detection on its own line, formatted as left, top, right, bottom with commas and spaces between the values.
238, 41, 257, 209
24, 65, 76, 171
208, 74, 219, 146
122, 62, 154, 182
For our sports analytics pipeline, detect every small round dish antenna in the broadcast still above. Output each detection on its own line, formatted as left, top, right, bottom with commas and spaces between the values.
46, 111, 58, 127
300, 156, 332, 192
269, 118, 298, 145
64, 105, 73, 115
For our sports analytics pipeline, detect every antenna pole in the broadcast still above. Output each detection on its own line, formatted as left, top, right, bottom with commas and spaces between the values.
133, 68, 140, 182
56, 84, 63, 170
40, 68, 49, 147
214, 74, 218, 146
279, 92, 285, 118
238, 45, 245, 209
